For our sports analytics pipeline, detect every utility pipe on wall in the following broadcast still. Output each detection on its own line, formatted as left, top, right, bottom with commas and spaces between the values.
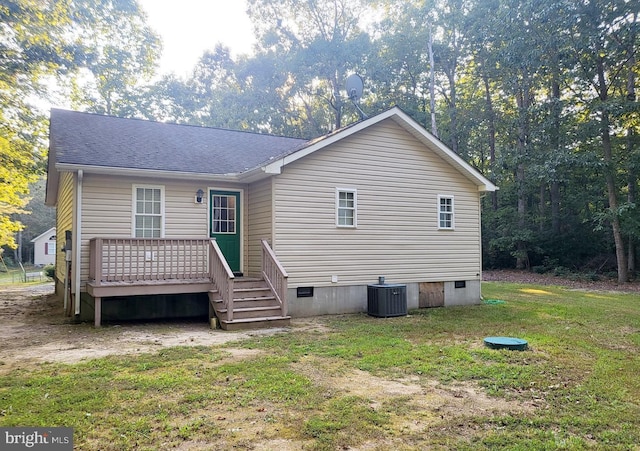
73, 170, 83, 316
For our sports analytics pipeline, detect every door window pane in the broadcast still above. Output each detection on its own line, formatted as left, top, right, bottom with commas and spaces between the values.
212, 194, 237, 234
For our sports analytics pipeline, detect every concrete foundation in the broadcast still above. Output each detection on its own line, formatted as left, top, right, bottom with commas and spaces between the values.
288, 280, 480, 317
444, 280, 481, 306
59, 277, 481, 322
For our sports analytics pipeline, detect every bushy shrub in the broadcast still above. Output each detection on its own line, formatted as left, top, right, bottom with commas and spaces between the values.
43, 264, 55, 278
552, 266, 571, 277
532, 257, 560, 274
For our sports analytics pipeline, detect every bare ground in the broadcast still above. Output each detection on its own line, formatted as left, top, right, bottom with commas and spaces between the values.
0, 282, 286, 374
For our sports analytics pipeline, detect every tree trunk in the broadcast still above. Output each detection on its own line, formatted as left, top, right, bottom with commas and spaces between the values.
515, 79, 530, 270
549, 67, 562, 235
447, 69, 458, 154
626, 51, 637, 277
539, 184, 546, 233
603, 121, 628, 283
334, 82, 342, 130
596, 55, 628, 283
428, 26, 438, 138
550, 182, 561, 234
483, 74, 498, 211
446, 21, 459, 154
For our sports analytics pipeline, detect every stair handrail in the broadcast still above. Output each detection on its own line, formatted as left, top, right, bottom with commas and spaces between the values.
209, 239, 235, 321
261, 239, 288, 317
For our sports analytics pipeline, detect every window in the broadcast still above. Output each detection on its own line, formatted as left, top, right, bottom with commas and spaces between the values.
133, 186, 164, 237
438, 195, 454, 229
211, 194, 236, 234
45, 242, 56, 255
336, 189, 357, 227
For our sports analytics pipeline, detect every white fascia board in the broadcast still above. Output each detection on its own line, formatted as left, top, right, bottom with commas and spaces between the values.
54, 163, 243, 182
389, 110, 498, 192
238, 166, 277, 183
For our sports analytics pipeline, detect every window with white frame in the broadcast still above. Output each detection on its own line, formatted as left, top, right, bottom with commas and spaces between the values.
133, 186, 164, 237
45, 242, 56, 255
336, 188, 357, 227
438, 195, 454, 229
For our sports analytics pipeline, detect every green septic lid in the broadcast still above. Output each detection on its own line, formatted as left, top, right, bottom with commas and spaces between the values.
484, 336, 528, 351
483, 299, 506, 305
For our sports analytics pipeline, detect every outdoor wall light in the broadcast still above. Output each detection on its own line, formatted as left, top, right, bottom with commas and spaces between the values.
195, 189, 204, 204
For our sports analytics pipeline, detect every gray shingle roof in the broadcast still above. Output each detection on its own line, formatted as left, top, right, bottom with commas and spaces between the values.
49, 109, 309, 174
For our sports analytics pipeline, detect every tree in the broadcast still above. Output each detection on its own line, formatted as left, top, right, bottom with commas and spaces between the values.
247, 0, 373, 133
64, 0, 161, 116
368, 1, 434, 128
570, 0, 639, 282
1, 0, 160, 249
0, 0, 73, 249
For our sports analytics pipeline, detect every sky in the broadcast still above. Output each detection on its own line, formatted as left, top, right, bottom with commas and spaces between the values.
137, 0, 256, 77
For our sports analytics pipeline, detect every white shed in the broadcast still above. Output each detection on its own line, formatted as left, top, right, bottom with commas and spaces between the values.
31, 227, 56, 266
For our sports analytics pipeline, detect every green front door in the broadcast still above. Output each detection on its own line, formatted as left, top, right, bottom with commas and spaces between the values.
210, 190, 241, 273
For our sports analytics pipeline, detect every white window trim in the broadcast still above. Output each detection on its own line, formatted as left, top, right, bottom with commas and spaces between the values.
336, 188, 357, 228
438, 194, 455, 230
132, 184, 165, 238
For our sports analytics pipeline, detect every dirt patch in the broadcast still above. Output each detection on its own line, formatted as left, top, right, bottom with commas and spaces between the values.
295, 356, 533, 414
0, 283, 286, 373
293, 354, 535, 443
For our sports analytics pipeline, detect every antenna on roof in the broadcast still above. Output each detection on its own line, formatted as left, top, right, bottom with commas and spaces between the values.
345, 74, 368, 120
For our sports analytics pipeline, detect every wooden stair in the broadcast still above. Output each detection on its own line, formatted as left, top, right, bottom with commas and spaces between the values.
208, 278, 290, 330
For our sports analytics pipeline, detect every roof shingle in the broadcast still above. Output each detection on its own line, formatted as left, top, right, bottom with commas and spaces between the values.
49, 109, 308, 175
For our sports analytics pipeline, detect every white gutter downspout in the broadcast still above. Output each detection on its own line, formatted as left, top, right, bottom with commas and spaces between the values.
73, 170, 83, 316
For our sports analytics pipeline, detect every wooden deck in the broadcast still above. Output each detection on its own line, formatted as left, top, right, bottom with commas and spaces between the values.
87, 238, 288, 329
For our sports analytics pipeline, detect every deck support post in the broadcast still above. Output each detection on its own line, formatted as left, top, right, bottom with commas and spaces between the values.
95, 296, 102, 327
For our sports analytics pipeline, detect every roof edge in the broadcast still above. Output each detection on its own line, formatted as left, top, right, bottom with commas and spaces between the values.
262, 106, 498, 192
30, 227, 57, 243
54, 164, 244, 182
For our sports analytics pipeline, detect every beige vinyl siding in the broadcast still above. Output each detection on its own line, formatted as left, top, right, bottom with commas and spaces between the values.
272, 118, 483, 287
247, 177, 273, 276
79, 173, 247, 285
55, 172, 74, 283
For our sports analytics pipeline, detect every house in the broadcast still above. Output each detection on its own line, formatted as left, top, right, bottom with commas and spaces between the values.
31, 227, 56, 266
45, 107, 497, 329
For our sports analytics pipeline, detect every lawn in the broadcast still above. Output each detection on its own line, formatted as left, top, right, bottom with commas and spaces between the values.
0, 266, 49, 285
1, 282, 639, 450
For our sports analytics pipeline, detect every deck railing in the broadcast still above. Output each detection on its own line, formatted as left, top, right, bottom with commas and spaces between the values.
89, 237, 210, 285
261, 239, 288, 316
88, 237, 286, 323
209, 239, 235, 321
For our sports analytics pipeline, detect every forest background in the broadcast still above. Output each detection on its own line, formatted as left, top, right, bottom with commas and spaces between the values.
1, 0, 638, 282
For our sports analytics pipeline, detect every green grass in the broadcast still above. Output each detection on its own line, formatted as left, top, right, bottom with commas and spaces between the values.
0, 266, 50, 285
1, 281, 639, 449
